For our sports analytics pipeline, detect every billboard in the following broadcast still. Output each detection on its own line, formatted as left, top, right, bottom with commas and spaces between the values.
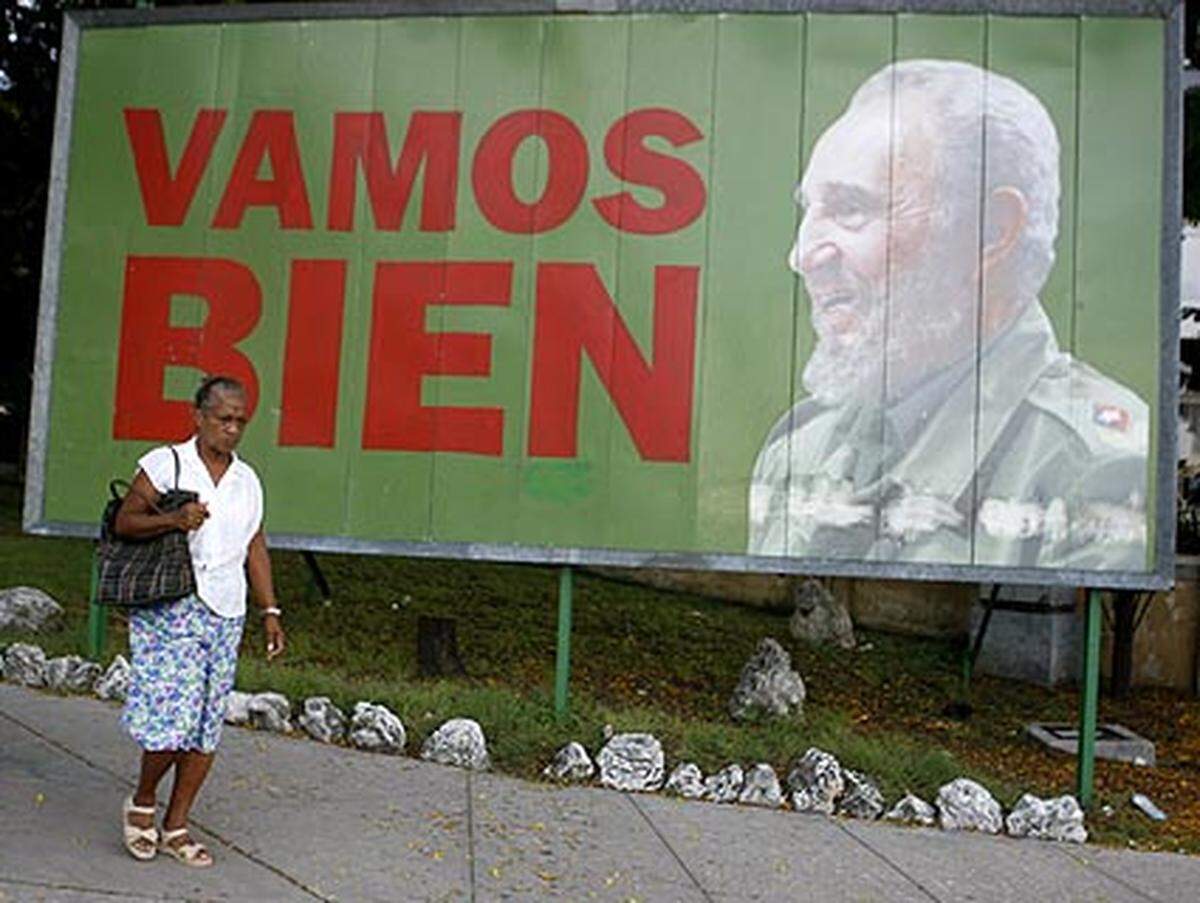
26, 1, 1181, 589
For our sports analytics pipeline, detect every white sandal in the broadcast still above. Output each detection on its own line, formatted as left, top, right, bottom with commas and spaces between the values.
160, 826, 214, 868
121, 795, 158, 861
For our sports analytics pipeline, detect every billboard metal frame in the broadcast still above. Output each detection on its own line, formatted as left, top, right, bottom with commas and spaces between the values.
26, 0, 1183, 591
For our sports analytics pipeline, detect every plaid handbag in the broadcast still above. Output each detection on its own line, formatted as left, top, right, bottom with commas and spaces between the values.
96, 447, 199, 607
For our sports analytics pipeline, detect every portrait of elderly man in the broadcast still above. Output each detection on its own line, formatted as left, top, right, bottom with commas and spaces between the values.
748, 59, 1149, 570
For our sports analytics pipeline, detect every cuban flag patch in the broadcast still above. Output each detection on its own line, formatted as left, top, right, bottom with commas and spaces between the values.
1093, 403, 1131, 432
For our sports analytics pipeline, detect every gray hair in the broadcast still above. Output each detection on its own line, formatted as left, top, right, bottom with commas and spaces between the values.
849, 59, 1061, 300
194, 375, 246, 411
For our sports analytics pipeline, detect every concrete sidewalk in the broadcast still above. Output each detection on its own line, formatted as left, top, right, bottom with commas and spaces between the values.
1, 684, 1196, 902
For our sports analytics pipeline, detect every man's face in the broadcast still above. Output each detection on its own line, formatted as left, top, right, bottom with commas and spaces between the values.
194, 390, 249, 455
791, 97, 979, 405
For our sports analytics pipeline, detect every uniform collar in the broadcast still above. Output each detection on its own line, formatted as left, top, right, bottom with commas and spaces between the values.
882, 300, 1061, 501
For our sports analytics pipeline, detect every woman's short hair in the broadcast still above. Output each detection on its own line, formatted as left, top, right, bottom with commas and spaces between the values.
194, 375, 246, 411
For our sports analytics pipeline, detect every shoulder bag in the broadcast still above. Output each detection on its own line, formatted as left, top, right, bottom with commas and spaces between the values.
96, 447, 199, 607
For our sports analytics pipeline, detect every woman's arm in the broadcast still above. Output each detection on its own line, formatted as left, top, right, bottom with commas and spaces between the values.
113, 470, 207, 539
247, 528, 285, 660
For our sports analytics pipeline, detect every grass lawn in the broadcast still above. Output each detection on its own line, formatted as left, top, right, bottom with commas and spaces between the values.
3, 478, 1197, 854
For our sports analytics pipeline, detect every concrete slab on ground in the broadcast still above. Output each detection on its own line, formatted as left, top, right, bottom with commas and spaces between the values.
1058, 842, 1200, 903
0, 710, 309, 901
470, 771, 706, 901
633, 792, 931, 902
838, 817, 1148, 903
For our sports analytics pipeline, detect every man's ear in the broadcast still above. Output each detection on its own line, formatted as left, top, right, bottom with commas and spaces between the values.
982, 186, 1027, 271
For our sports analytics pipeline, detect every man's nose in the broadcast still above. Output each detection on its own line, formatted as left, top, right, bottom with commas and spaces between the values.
789, 217, 839, 276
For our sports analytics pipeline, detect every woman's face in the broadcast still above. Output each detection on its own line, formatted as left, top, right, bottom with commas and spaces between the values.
194, 390, 248, 456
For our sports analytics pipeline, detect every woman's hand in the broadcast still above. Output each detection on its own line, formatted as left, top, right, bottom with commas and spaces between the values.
264, 614, 285, 661
246, 529, 284, 660
174, 501, 209, 532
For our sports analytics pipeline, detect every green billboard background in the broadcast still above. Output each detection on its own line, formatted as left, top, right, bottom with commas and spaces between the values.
30, 8, 1170, 583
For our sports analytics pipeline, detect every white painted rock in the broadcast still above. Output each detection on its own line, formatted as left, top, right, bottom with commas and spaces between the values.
246, 692, 292, 733
665, 762, 706, 799
4, 643, 47, 687
787, 747, 844, 814
838, 770, 885, 820
597, 733, 664, 792
543, 741, 595, 782
937, 778, 1003, 834
45, 655, 102, 693
1005, 793, 1087, 844
224, 690, 253, 725
421, 718, 489, 770
349, 702, 406, 754
93, 655, 129, 701
790, 578, 855, 649
728, 637, 806, 720
738, 763, 785, 808
0, 587, 64, 632
884, 793, 937, 827
298, 696, 347, 744
703, 764, 745, 803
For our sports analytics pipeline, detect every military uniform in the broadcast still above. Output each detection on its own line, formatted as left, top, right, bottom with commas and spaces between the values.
748, 302, 1150, 571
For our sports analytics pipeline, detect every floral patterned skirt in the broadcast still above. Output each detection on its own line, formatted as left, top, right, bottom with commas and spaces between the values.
121, 593, 245, 754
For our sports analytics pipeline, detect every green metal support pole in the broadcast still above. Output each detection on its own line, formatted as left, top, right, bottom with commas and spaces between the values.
1076, 588, 1102, 808
86, 546, 106, 660
554, 566, 574, 717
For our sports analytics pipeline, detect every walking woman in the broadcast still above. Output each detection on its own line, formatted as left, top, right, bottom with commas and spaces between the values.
113, 375, 285, 867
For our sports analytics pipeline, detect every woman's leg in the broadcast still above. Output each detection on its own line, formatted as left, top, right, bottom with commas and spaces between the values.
159, 750, 216, 865
133, 750, 177, 810
124, 600, 213, 859
163, 750, 215, 832
122, 603, 184, 852
159, 601, 241, 863
123, 750, 177, 857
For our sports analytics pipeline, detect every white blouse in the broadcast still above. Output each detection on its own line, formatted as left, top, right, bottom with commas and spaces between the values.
137, 438, 263, 619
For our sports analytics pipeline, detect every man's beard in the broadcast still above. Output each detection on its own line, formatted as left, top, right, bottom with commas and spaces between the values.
800, 256, 977, 407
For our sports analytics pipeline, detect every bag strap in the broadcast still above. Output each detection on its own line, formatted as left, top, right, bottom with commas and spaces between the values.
109, 478, 170, 516
110, 441, 182, 516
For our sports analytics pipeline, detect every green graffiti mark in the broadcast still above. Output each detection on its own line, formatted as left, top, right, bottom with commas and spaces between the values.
522, 461, 594, 503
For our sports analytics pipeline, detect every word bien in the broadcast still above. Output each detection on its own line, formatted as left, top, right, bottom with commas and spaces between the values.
113, 256, 699, 462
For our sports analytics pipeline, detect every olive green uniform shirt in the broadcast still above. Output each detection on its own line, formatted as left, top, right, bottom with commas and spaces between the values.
748, 302, 1149, 571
